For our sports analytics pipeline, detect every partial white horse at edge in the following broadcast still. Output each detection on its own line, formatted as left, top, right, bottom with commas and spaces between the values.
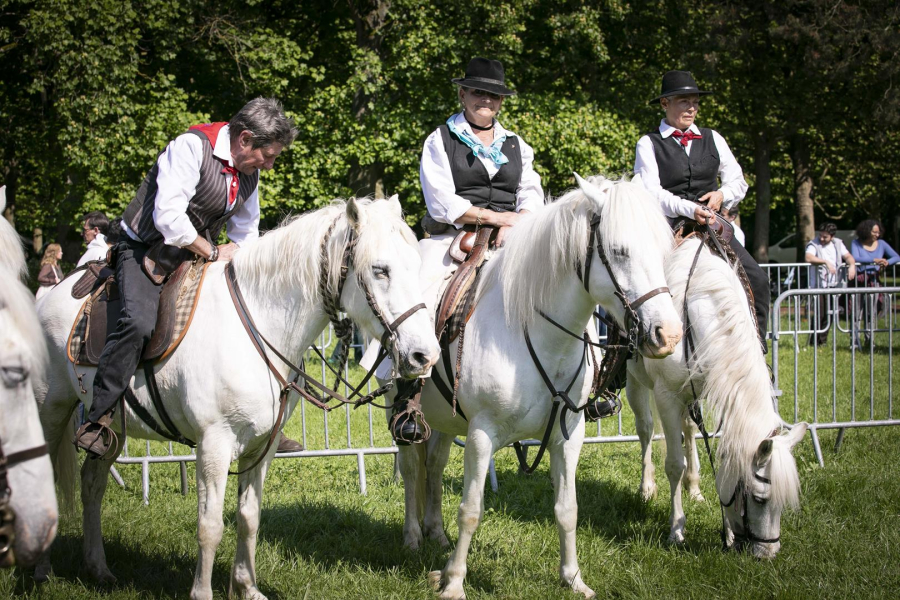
34, 197, 440, 599
627, 236, 807, 558
0, 190, 58, 568
399, 175, 683, 600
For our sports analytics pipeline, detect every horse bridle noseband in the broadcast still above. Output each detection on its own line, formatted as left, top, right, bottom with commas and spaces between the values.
0, 363, 50, 567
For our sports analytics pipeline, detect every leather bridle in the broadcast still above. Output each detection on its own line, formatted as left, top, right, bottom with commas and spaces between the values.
720, 471, 781, 547
224, 214, 425, 473
0, 362, 50, 567
513, 212, 670, 473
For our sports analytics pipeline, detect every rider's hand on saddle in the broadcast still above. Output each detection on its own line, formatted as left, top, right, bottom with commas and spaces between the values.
491, 210, 527, 248
693, 205, 716, 225
217, 242, 240, 262
699, 190, 725, 213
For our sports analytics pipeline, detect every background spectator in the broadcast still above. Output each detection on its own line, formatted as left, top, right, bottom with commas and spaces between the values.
805, 222, 856, 346
36, 243, 64, 300
850, 218, 899, 348
76, 210, 110, 267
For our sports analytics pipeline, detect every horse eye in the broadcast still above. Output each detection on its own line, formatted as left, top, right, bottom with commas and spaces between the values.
0, 365, 29, 388
611, 247, 630, 258
372, 266, 390, 280
751, 495, 768, 505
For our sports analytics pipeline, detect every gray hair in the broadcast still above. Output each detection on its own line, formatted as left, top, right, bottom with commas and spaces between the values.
229, 97, 298, 149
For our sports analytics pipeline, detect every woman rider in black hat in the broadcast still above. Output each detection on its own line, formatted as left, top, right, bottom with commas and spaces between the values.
386, 57, 544, 444
633, 70, 770, 348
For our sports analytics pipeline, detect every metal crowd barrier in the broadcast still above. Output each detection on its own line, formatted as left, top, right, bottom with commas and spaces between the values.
115, 266, 900, 503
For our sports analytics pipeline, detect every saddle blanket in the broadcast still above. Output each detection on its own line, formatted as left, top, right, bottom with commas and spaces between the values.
67, 260, 209, 366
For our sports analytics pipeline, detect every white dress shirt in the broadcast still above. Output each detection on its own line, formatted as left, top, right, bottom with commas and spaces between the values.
122, 124, 260, 247
76, 233, 109, 267
420, 112, 544, 228
633, 119, 749, 220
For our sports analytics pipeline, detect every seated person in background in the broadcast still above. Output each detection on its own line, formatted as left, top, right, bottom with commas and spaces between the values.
77, 210, 111, 267
805, 222, 856, 346
36, 243, 64, 301
851, 219, 899, 286
722, 207, 745, 246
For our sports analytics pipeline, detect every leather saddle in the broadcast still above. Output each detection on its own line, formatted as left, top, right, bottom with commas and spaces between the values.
68, 259, 208, 366
435, 226, 495, 343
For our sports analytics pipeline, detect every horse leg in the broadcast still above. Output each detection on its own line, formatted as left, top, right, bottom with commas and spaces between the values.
429, 425, 496, 600
34, 386, 78, 583
398, 442, 426, 550
423, 431, 452, 548
548, 423, 595, 599
656, 393, 688, 545
191, 433, 235, 600
626, 376, 657, 502
229, 453, 273, 600
81, 442, 124, 583
681, 418, 704, 502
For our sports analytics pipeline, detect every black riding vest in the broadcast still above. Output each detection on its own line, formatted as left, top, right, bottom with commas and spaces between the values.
648, 128, 719, 201
122, 130, 259, 245
438, 124, 522, 213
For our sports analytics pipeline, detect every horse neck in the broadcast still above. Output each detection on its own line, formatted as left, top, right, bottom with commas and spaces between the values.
230, 212, 341, 365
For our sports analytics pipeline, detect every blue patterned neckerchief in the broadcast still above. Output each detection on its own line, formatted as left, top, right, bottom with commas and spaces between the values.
446, 115, 509, 166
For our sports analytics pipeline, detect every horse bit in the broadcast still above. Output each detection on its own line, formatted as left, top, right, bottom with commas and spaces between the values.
0, 361, 50, 567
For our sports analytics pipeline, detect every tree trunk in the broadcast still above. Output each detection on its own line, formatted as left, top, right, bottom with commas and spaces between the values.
751, 131, 772, 262
347, 0, 390, 199
791, 133, 815, 262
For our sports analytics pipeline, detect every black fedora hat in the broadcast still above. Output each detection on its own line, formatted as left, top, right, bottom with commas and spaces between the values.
649, 70, 712, 104
452, 57, 517, 96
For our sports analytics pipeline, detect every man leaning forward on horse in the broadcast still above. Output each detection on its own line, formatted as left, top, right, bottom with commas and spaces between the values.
75, 98, 300, 457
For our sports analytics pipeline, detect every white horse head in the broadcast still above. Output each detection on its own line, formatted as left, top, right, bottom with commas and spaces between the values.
234, 195, 439, 377
0, 217, 57, 567
495, 174, 682, 358
668, 237, 806, 558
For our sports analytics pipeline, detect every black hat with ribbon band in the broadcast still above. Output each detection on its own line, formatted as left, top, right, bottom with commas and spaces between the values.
452, 57, 517, 96
649, 70, 712, 104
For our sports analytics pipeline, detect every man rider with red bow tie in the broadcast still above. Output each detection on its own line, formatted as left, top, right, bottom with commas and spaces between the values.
633, 70, 769, 349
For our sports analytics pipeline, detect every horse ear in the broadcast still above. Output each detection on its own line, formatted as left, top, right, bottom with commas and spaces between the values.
784, 422, 808, 451
0, 185, 6, 214
386, 194, 403, 219
755, 438, 775, 468
346, 197, 368, 231
631, 173, 644, 188
574, 172, 609, 209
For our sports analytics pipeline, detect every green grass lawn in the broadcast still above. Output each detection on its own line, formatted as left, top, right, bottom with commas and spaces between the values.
3, 330, 899, 599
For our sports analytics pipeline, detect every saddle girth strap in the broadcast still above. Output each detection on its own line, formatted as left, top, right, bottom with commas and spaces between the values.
142, 362, 196, 447
122, 386, 194, 447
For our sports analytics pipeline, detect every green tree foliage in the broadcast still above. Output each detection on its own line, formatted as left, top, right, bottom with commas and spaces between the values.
2, 0, 898, 253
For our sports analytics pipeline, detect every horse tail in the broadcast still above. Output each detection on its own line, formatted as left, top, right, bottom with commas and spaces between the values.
54, 413, 78, 517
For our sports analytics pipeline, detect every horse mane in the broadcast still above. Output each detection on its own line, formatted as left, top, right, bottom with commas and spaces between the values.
667, 238, 800, 511
232, 198, 416, 328
486, 174, 674, 327
0, 208, 27, 279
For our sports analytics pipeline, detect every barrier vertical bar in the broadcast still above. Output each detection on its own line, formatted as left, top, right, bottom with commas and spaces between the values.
357, 452, 367, 496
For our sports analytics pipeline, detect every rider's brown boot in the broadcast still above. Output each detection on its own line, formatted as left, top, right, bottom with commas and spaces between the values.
74, 412, 117, 459
276, 435, 304, 453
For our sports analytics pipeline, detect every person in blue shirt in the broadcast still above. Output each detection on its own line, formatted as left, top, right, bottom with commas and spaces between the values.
850, 218, 898, 348
851, 219, 899, 284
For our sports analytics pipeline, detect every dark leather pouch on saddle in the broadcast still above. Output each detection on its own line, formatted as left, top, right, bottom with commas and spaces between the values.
421, 212, 452, 236
142, 241, 195, 285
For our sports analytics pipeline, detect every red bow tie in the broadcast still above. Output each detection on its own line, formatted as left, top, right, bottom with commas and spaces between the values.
671, 129, 701, 147
219, 161, 240, 206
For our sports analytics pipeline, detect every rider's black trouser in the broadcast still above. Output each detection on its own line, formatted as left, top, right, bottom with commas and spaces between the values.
88, 237, 162, 422
728, 235, 769, 344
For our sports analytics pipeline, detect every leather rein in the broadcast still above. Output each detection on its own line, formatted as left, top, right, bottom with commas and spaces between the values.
514, 213, 670, 474
224, 215, 425, 474
0, 362, 50, 567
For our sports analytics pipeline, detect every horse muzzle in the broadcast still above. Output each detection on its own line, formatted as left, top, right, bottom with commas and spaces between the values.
396, 345, 440, 379
640, 320, 683, 359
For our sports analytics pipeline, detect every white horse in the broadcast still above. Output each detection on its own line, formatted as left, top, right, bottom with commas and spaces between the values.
34, 197, 440, 599
626, 236, 808, 558
399, 175, 683, 600
0, 193, 58, 568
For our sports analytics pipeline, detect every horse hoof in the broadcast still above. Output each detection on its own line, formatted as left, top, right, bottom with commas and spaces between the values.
404, 533, 423, 551
33, 566, 51, 584
89, 566, 117, 585
689, 491, 706, 503
427, 570, 444, 591
639, 483, 657, 502
667, 532, 686, 546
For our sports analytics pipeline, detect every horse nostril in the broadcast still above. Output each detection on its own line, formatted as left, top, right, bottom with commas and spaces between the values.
410, 351, 428, 368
